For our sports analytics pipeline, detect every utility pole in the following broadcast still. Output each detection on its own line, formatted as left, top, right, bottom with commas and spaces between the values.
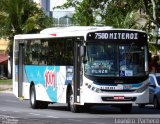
151, 0, 159, 55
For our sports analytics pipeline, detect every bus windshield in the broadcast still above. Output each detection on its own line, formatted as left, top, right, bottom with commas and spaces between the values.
84, 42, 147, 77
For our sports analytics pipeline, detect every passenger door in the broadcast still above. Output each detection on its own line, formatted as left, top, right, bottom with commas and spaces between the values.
18, 44, 24, 97
149, 75, 156, 103
73, 41, 82, 103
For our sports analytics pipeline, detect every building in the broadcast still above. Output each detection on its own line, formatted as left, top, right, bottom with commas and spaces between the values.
32, 0, 75, 26
0, 39, 11, 79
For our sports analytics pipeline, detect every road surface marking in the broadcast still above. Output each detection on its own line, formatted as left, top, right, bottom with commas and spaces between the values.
29, 113, 40, 116
1, 110, 6, 112
91, 122, 106, 124
46, 115, 59, 118
13, 111, 20, 113
68, 119, 82, 122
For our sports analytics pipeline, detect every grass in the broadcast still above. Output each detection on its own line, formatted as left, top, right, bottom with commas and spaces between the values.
0, 80, 12, 85
0, 80, 12, 91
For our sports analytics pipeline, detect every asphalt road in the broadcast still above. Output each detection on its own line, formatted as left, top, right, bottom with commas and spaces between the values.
0, 93, 160, 124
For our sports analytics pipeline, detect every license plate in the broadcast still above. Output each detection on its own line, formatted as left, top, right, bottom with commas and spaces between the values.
114, 96, 124, 100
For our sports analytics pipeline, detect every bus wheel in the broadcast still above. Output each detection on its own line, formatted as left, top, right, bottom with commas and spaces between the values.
69, 90, 80, 113
30, 85, 39, 109
39, 102, 48, 109
153, 97, 160, 109
120, 104, 132, 113
138, 104, 145, 108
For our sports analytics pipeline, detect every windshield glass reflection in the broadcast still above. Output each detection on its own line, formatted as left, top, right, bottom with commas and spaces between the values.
84, 43, 146, 77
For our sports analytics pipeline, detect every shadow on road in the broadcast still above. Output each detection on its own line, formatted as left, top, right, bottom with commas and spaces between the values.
48, 104, 160, 114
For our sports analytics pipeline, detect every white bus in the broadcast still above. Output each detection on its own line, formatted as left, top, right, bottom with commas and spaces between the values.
13, 26, 149, 113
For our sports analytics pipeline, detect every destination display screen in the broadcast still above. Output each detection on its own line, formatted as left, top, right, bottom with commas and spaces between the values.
87, 30, 147, 43
94, 32, 138, 40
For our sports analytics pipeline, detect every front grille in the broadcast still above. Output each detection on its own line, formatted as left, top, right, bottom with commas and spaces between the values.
101, 97, 136, 102
100, 89, 136, 92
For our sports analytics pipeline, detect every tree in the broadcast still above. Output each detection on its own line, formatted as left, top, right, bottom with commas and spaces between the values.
73, 0, 95, 25
141, 0, 160, 54
58, 0, 160, 54
55, 0, 96, 25
143, 0, 160, 27
57, 0, 146, 27
0, 0, 53, 52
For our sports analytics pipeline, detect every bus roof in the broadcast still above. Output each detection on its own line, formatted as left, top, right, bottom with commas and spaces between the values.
40, 26, 112, 34
14, 26, 112, 40
14, 26, 146, 40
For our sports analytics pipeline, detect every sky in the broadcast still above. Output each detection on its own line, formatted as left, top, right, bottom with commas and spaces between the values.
50, 0, 66, 8
33, 0, 74, 18
51, 0, 75, 18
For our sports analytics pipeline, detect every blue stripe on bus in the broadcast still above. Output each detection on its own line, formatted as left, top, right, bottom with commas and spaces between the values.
24, 65, 60, 102
24, 65, 74, 102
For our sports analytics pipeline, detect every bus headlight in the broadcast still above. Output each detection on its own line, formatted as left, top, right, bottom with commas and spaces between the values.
85, 83, 102, 93
136, 83, 149, 93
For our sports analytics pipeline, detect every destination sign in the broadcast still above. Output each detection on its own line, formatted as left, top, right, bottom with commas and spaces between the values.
95, 32, 138, 40
87, 30, 147, 43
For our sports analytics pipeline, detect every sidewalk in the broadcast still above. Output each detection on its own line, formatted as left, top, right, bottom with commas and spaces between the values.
0, 84, 12, 93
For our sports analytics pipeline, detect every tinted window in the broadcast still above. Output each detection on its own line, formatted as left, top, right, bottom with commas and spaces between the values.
84, 42, 147, 77
149, 76, 156, 86
156, 76, 160, 85
24, 38, 74, 65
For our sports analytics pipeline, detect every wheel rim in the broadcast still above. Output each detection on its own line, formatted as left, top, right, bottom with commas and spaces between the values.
69, 92, 74, 110
31, 89, 35, 105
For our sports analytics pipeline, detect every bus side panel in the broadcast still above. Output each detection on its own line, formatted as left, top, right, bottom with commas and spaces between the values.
24, 65, 73, 103
13, 65, 31, 99
12, 65, 18, 97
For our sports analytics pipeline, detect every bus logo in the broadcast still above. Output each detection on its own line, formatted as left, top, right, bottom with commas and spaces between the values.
44, 69, 56, 89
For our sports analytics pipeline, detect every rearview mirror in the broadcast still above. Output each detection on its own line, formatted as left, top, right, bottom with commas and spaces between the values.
80, 45, 87, 63
80, 46, 86, 57
149, 84, 156, 88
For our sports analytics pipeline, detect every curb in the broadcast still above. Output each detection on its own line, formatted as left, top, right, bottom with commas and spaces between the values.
0, 90, 13, 94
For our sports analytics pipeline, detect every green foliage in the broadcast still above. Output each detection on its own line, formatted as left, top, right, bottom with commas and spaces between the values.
101, 0, 148, 29
143, 0, 160, 27
57, 0, 146, 27
72, 0, 94, 25
0, 0, 53, 52
57, 0, 160, 53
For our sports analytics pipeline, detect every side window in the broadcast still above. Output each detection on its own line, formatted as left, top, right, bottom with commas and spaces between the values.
149, 76, 156, 86
14, 40, 19, 65
44, 38, 74, 66
24, 40, 41, 65
15, 40, 25, 65
25, 40, 32, 65
23, 38, 75, 66
65, 39, 74, 65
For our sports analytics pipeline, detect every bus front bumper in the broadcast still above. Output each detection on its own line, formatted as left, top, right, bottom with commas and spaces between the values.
80, 88, 149, 105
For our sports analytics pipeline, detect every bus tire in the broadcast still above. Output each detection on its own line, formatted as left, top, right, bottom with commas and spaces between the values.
153, 97, 160, 109
67, 85, 71, 110
39, 101, 48, 109
69, 89, 81, 113
120, 104, 132, 113
138, 104, 145, 108
30, 85, 39, 109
